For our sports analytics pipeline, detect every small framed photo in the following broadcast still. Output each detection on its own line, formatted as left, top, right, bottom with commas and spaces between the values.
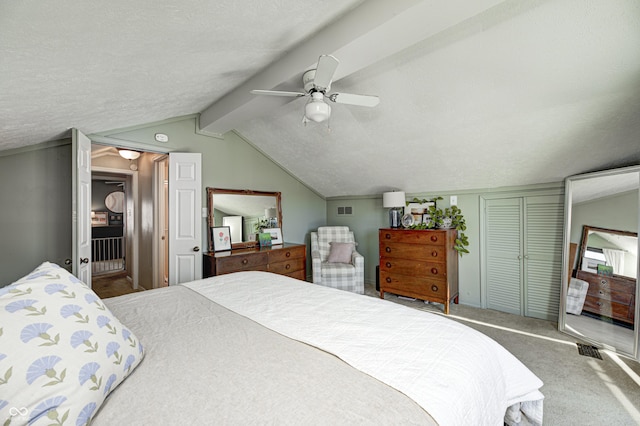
405, 202, 434, 216
258, 232, 272, 247
212, 226, 232, 252
263, 227, 283, 245
91, 211, 108, 227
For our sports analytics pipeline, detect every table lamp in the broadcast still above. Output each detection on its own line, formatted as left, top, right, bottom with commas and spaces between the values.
383, 191, 406, 228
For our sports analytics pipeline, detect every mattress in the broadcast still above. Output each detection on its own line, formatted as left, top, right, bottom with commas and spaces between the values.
97, 271, 543, 425
96, 282, 436, 425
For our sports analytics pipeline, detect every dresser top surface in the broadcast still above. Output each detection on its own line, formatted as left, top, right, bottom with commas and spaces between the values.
205, 242, 305, 258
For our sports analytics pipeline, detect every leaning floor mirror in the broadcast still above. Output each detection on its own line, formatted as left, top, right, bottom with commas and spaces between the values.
560, 165, 640, 360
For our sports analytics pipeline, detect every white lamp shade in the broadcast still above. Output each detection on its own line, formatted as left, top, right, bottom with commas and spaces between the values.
305, 99, 331, 122
383, 191, 406, 208
118, 149, 140, 160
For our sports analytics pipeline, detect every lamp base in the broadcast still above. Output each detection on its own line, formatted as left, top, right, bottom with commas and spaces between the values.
388, 208, 402, 228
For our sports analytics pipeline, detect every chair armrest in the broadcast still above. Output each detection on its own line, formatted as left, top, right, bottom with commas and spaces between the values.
351, 250, 364, 266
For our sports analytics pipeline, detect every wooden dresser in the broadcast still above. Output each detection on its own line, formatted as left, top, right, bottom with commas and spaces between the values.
203, 243, 306, 280
576, 270, 635, 325
379, 228, 459, 314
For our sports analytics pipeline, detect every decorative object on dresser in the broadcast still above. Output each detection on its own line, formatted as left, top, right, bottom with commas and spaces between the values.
203, 243, 306, 280
379, 228, 459, 314
311, 226, 365, 294
382, 191, 406, 228
211, 226, 232, 252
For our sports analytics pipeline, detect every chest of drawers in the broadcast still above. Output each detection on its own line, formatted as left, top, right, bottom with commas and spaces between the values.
379, 228, 459, 314
203, 243, 306, 280
576, 270, 635, 324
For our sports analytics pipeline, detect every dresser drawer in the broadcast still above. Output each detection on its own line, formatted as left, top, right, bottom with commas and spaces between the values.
583, 295, 631, 320
216, 252, 269, 274
379, 258, 447, 281
576, 271, 635, 295
380, 241, 446, 262
284, 269, 306, 281
269, 258, 305, 275
379, 229, 447, 246
268, 245, 305, 263
380, 271, 447, 300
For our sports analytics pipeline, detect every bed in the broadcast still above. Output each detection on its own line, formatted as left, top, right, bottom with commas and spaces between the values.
1, 262, 543, 425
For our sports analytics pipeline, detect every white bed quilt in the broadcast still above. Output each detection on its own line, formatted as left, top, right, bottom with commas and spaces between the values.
184, 272, 544, 426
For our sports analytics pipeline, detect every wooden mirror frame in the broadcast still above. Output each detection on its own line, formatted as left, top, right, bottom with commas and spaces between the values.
207, 187, 282, 251
576, 225, 638, 277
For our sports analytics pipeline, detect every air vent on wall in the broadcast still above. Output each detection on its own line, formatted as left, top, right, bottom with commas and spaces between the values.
337, 206, 353, 216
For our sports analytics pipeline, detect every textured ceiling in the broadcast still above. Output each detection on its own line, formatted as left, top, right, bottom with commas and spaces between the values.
2, 0, 640, 197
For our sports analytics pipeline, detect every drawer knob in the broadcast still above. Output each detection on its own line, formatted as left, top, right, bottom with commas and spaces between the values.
431, 251, 438, 257
242, 259, 248, 265
385, 233, 391, 239
600, 279, 608, 286
386, 277, 392, 283
430, 235, 438, 242
386, 262, 391, 268
285, 264, 291, 270
385, 247, 391, 253
431, 285, 438, 292
431, 267, 438, 275
599, 290, 604, 295
286, 252, 291, 258
596, 301, 603, 307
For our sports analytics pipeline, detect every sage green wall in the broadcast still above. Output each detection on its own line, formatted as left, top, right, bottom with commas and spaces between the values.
570, 190, 638, 243
326, 187, 567, 308
569, 190, 638, 275
104, 117, 326, 281
0, 142, 72, 284
327, 192, 482, 306
0, 117, 325, 286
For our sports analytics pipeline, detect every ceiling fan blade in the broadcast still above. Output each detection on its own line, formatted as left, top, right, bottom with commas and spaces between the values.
250, 89, 306, 97
312, 55, 339, 91
328, 92, 380, 107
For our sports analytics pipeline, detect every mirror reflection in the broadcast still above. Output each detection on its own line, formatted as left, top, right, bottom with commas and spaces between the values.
207, 188, 282, 250
563, 168, 639, 358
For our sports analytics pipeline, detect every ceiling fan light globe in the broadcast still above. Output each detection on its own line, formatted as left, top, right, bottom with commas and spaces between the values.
305, 101, 331, 123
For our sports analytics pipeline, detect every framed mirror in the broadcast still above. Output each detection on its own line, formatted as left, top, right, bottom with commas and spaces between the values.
560, 166, 639, 360
206, 188, 282, 251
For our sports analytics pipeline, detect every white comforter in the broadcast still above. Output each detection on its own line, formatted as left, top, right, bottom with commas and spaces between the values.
184, 272, 544, 426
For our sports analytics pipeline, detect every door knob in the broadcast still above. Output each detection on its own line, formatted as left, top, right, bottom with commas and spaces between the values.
193, 246, 200, 252
64, 259, 72, 265
80, 258, 89, 264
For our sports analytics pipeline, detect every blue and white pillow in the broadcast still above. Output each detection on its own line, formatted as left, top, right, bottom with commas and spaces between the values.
0, 262, 145, 425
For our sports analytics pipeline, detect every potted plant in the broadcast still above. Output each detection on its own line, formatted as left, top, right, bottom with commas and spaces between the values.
409, 202, 469, 256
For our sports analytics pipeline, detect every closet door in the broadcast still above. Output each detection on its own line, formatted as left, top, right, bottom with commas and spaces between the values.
485, 198, 524, 315
523, 195, 564, 320
484, 194, 564, 320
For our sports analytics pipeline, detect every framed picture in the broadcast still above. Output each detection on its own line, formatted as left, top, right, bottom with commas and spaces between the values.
263, 227, 283, 245
258, 232, 272, 247
405, 202, 434, 216
91, 211, 108, 227
212, 226, 232, 252
597, 264, 613, 276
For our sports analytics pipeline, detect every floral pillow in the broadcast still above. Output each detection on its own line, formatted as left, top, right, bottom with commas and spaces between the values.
0, 262, 145, 425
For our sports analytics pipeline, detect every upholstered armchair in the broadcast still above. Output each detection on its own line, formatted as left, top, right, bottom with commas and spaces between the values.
310, 226, 364, 294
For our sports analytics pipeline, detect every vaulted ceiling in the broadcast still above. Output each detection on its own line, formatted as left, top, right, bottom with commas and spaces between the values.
2, 0, 640, 197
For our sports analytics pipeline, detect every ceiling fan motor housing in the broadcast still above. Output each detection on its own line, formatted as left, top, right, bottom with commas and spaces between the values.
303, 69, 330, 93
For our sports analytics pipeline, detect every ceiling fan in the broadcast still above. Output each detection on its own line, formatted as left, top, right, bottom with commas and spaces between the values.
250, 55, 380, 123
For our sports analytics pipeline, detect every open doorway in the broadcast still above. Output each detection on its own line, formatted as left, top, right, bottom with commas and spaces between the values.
90, 144, 169, 298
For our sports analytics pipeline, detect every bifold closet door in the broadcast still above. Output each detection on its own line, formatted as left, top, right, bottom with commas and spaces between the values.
484, 195, 563, 320
485, 198, 524, 315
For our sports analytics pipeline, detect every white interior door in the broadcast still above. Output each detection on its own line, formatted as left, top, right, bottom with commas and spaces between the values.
168, 153, 202, 285
72, 129, 92, 286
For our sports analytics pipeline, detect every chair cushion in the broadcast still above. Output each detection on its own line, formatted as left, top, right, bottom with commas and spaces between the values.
321, 262, 356, 279
327, 242, 356, 264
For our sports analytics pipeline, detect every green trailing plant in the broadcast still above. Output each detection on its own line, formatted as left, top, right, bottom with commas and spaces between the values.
408, 202, 469, 256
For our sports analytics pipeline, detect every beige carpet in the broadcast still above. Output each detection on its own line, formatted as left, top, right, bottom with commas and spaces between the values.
366, 285, 640, 425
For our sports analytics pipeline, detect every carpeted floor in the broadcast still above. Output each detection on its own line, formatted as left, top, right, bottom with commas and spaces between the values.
365, 284, 640, 425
